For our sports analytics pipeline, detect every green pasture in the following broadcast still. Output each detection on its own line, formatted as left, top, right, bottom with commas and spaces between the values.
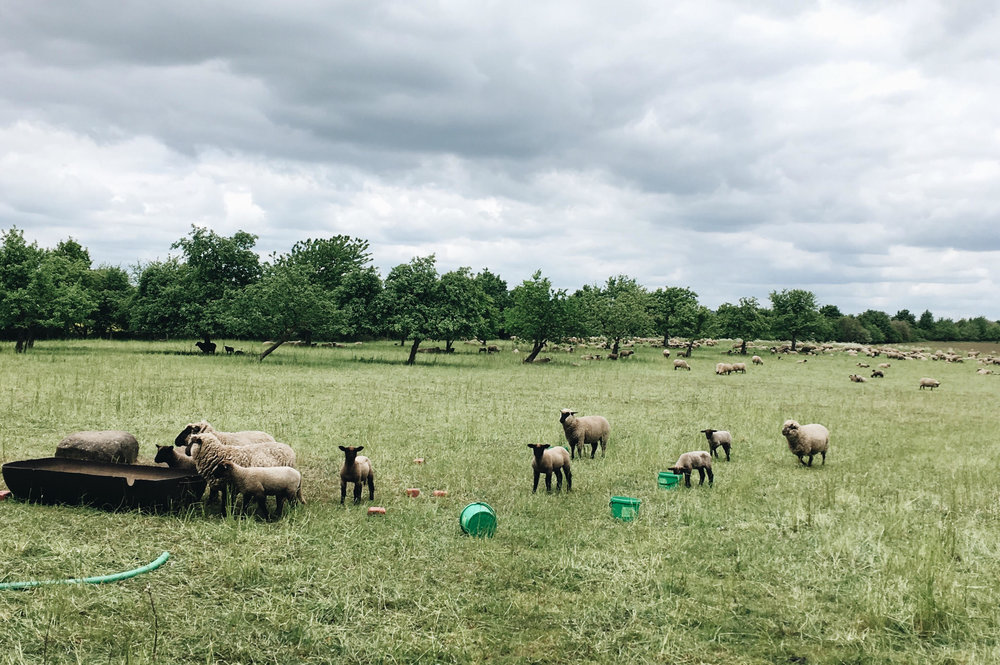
1, 340, 999, 664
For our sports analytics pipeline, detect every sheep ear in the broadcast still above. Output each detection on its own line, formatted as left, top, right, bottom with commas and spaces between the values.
338, 446, 347, 452
526, 444, 535, 449
356, 446, 364, 452
542, 444, 550, 449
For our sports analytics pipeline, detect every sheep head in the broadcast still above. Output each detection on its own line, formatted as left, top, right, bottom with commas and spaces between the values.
174, 420, 212, 447
527, 443, 551, 460
559, 409, 576, 424
781, 420, 800, 437
700, 428, 717, 439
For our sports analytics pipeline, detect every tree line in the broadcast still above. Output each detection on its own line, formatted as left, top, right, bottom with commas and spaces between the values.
2, 226, 998, 361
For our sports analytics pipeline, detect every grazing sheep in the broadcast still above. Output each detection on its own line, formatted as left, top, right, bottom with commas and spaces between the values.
188, 431, 297, 504
781, 420, 829, 467
976, 368, 993, 375
871, 370, 884, 378
700, 429, 732, 461
619, 349, 634, 358
751, 355, 763, 365
224, 345, 235, 355
673, 359, 691, 371
849, 374, 867, 383
560, 409, 610, 459
526, 444, 572, 493
715, 362, 734, 375
878, 363, 891, 369
194, 340, 217, 354
857, 362, 870, 368
339, 445, 375, 505
731, 362, 747, 374
919, 378, 941, 390
486, 344, 500, 354
214, 460, 304, 518
662, 349, 671, 358
668, 451, 714, 487
154, 444, 197, 472
174, 420, 275, 449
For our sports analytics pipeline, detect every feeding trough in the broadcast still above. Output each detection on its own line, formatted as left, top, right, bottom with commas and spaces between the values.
459, 502, 497, 537
657, 471, 681, 490
610, 496, 641, 521
1, 458, 205, 510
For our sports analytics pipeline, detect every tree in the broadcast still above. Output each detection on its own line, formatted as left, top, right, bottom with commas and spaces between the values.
129, 258, 197, 339
649, 287, 699, 347
858, 310, 894, 344
437, 267, 488, 352
472, 268, 510, 344
506, 270, 572, 363
917, 310, 935, 337
715, 297, 768, 355
274, 236, 372, 292
769, 289, 821, 351
0, 229, 59, 351
330, 267, 382, 340
676, 305, 712, 357
835, 315, 871, 344
592, 275, 652, 355
89, 266, 134, 338
379, 255, 443, 365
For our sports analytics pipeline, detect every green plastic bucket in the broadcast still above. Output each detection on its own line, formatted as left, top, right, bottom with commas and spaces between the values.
459, 502, 497, 537
610, 496, 641, 521
657, 471, 681, 489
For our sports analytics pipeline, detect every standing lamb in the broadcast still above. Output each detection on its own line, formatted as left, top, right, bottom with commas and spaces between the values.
175, 420, 275, 449
700, 429, 732, 461
919, 378, 941, 390
188, 431, 297, 504
154, 444, 197, 472
673, 359, 691, 371
559, 409, 610, 459
214, 460, 304, 518
339, 445, 375, 505
781, 420, 829, 467
526, 444, 572, 493
668, 451, 714, 487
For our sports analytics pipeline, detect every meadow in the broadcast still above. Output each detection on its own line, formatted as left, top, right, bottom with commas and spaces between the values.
1, 339, 999, 664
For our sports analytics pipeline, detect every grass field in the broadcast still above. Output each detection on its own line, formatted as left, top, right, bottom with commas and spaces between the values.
1, 339, 999, 664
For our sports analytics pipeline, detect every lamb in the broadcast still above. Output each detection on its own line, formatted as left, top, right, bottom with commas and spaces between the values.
871, 370, 884, 378
214, 460, 304, 518
174, 420, 275, 449
224, 345, 235, 355
339, 445, 375, 504
731, 362, 747, 374
849, 374, 867, 383
700, 428, 732, 461
667, 451, 714, 487
560, 409, 610, 459
919, 378, 941, 390
526, 444, 572, 493
878, 363, 891, 369
751, 355, 763, 365
673, 359, 691, 371
781, 420, 829, 467
662, 349, 671, 358
154, 444, 197, 472
188, 431, 297, 504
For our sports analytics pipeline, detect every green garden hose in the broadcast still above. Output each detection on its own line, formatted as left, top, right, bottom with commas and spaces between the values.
0, 551, 170, 590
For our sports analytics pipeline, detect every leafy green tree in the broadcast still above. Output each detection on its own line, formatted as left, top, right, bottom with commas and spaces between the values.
0, 229, 60, 351
715, 297, 768, 355
769, 289, 821, 351
648, 287, 699, 347
437, 267, 489, 352
89, 266, 134, 338
506, 270, 572, 363
893, 309, 917, 326
675, 304, 712, 357
917, 310, 935, 337
835, 315, 871, 343
379, 255, 443, 365
595, 276, 652, 355
858, 310, 894, 344
330, 267, 382, 340
129, 258, 196, 339
274, 236, 372, 292
472, 268, 510, 344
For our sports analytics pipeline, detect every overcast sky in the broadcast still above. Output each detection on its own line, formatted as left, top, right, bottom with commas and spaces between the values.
2, 1, 999, 319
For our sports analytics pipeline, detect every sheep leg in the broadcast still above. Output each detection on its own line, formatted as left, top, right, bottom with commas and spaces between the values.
600, 438, 606, 457
589, 441, 597, 459
683, 471, 692, 488
723, 443, 731, 462
820, 451, 826, 465
340, 480, 347, 505
532, 470, 541, 493
564, 466, 572, 491
697, 468, 706, 485
275, 495, 285, 518
710, 445, 718, 459
544, 472, 553, 492
807, 453, 815, 467
256, 494, 268, 517
367, 473, 375, 501
706, 467, 714, 485
353, 481, 362, 504
797, 454, 807, 466
553, 468, 563, 491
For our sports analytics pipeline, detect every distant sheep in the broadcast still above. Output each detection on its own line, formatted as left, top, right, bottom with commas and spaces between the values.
526, 444, 572, 493
195, 340, 217, 354
560, 409, 610, 459
871, 370, 884, 378
673, 359, 691, 371
668, 451, 714, 487
751, 355, 763, 365
919, 378, 941, 390
731, 362, 747, 374
339, 445, 375, 505
662, 349, 671, 358
700, 428, 732, 461
715, 362, 734, 375
849, 374, 867, 383
781, 420, 829, 467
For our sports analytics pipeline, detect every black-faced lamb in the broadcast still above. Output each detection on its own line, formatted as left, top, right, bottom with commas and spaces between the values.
339, 445, 375, 505
174, 420, 276, 449
214, 460, 304, 518
526, 444, 572, 493
668, 451, 714, 487
188, 431, 297, 504
559, 409, 610, 459
781, 420, 829, 467
154, 444, 197, 472
700, 428, 732, 461
871, 370, 884, 378
919, 378, 941, 390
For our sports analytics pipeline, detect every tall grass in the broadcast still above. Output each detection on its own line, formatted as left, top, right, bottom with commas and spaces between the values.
1, 340, 999, 663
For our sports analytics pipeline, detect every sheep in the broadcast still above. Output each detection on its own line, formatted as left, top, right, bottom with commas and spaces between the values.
731, 362, 747, 374
667, 451, 714, 487
194, 340, 217, 354
174, 420, 275, 449
871, 370, 884, 378
486, 344, 500, 354
781, 420, 829, 467
560, 409, 610, 459
857, 362, 870, 368
224, 345, 235, 355
662, 349, 671, 358
715, 362, 734, 375
214, 460, 304, 518
188, 431, 297, 505
977, 368, 993, 375
849, 374, 867, 383
700, 428, 732, 461
339, 445, 375, 505
751, 355, 763, 365
673, 359, 691, 371
878, 362, 891, 369
153, 444, 197, 472
919, 378, 941, 390
526, 444, 572, 493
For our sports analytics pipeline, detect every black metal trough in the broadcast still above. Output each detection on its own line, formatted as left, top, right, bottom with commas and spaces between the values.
1, 458, 205, 510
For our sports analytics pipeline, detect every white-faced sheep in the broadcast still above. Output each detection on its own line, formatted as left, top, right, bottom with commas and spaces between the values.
731, 362, 747, 374
781, 420, 829, 467
174, 420, 275, 449
188, 431, 297, 505
919, 378, 941, 390
526, 444, 572, 493
154, 444, 197, 472
560, 409, 610, 459
673, 359, 691, 371
214, 460, 304, 518
751, 355, 763, 365
715, 362, 734, 375
339, 445, 375, 504
668, 451, 714, 487
700, 428, 732, 461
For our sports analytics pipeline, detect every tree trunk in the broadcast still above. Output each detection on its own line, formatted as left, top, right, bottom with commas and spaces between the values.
611, 338, 620, 355
445, 339, 454, 352
740, 340, 748, 355
259, 332, 292, 361
523, 340, 544, 363
685, 340, 695, 357
662, 333, 669, 348
406, 339, 422, 365
790, 335, 797, 351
